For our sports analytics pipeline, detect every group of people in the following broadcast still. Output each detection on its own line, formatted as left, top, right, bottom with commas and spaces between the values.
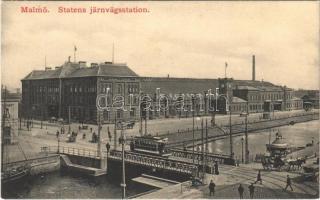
208, 170, 294, 198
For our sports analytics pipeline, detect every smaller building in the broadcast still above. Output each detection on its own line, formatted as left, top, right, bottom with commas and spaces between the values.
1, 86, 21, 144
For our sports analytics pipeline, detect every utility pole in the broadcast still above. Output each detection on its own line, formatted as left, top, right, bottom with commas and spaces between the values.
204, 119, 208, 184
145, 110, 147, 135
97, 111, 101, 157
140, 109, 143, 136
245, 102, 249, 164
68, 106, 71, 134
114, 113, 117, 150
192, 96, 195, 166
120, 126, 126, 199
229, 105, 233, 158
201, 119, 204, 180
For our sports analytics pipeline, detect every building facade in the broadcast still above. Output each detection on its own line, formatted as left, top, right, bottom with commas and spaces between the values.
21, 60, 140, 124
21, 58, 304, 124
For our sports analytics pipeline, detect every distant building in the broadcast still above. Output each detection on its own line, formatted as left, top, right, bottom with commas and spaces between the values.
21, 60, 140, 124
21, 56, 304, 124
297, 90, 320, 109
1, 86, 21, 144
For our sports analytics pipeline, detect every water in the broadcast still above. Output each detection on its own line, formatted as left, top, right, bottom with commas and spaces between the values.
208, 120, 319, 160
2, 171, 154, 199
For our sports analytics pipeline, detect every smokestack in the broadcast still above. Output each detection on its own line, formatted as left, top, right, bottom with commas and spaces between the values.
252, 55, 255, 81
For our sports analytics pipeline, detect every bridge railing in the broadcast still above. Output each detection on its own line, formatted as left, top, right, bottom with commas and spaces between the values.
109, 150, 197, 174
2, 155, 59, 169
40, 146, 101, 158
170, 149, 235, 165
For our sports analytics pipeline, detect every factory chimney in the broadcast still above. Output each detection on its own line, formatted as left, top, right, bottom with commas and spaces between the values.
252, 55, 255, 81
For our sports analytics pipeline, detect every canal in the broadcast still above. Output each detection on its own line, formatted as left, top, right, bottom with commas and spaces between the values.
2, 171, 154, 199
208, 120, 319, 161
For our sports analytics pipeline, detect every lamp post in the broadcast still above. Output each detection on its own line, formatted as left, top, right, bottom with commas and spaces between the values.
116, 121, 127, 199
245, 103, 249, 164
192, 95, 195, 166
229, 105, 233, 158
120, 127, 126, 199
57, 133, 60, 154
241, 137, 244, 163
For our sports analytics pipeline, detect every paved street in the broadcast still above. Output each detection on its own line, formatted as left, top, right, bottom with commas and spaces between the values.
138, 159, 319, 199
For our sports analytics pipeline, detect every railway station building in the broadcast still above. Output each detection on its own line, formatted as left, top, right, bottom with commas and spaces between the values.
21, 57, 303, 124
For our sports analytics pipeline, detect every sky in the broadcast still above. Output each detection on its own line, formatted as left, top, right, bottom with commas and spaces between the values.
1, 1, 319, 90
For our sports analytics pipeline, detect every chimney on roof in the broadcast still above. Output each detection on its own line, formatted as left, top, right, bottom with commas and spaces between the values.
252, 55, 255, 81
79, 61, 87, 68
68, 56, 71, 63
167, 74, 170, 78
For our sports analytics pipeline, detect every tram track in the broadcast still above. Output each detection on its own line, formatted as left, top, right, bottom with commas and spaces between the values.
222, 167, 317, 197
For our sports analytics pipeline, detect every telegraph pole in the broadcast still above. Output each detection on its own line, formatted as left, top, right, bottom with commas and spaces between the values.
245, 102, 249, 164
204, 119, 208, 183
97, 111, 101, 157
120, 125, 126, 199
229, 105, 233, 158
114, 113, 117, 150
68, 106, 71, 134
192, 96, 195, 166
201, 119, 204, 180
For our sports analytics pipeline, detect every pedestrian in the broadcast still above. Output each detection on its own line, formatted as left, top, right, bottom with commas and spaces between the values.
248, 183, 255, 199
214, 161, 219, 175
284, 175, 293, 191
106, 142, 111, 154
90, 127, 93, 133
209, 180, 215, 196
238, 184, 244, 199
56, 130, 60, 138
254, 170, 262, 184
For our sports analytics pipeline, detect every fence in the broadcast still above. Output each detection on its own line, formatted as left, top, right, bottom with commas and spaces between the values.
40, 146, 102, 158
3, 154, 59, 169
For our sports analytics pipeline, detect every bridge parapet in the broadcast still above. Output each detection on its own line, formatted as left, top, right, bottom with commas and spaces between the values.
170, 149, 235, 165
109, 150, 197, 175
40, 146, 103, 159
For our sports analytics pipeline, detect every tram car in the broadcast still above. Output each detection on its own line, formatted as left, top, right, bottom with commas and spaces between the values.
130, 135, 171, 157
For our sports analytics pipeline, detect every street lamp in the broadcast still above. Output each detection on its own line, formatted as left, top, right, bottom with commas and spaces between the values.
240, 102, 249, 164
241, 137, 244, 163
192, 95, 195, 166
57, 133, 60, 154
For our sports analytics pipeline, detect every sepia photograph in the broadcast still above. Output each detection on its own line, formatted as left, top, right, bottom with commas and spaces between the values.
1, 1, 319, 199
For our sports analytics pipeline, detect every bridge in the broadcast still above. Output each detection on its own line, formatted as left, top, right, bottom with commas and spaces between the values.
108, 150, 197, 176
39, 146, 235, 177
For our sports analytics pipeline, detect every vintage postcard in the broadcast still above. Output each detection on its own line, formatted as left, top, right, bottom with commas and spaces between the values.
1, 1, 319, 199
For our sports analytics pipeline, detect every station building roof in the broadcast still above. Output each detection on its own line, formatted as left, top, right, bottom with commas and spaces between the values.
22, 62, 138, 80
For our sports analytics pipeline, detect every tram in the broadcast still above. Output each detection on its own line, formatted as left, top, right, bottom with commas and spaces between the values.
130, 135, 171, 157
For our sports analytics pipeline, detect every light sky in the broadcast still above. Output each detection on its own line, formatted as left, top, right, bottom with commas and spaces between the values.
1, 1, 319, 90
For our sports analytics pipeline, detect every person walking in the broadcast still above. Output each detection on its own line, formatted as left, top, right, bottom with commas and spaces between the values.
284, 175, 293, 191
238, 184, 244, 199
248, 183, 255, 199
209, 180, 216, 196
254, 170, 262, 184
106, 142, 111, 154
214, 161, 219, 175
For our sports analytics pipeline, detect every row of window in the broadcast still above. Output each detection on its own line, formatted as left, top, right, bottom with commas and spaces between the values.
69, 86, 96, 93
